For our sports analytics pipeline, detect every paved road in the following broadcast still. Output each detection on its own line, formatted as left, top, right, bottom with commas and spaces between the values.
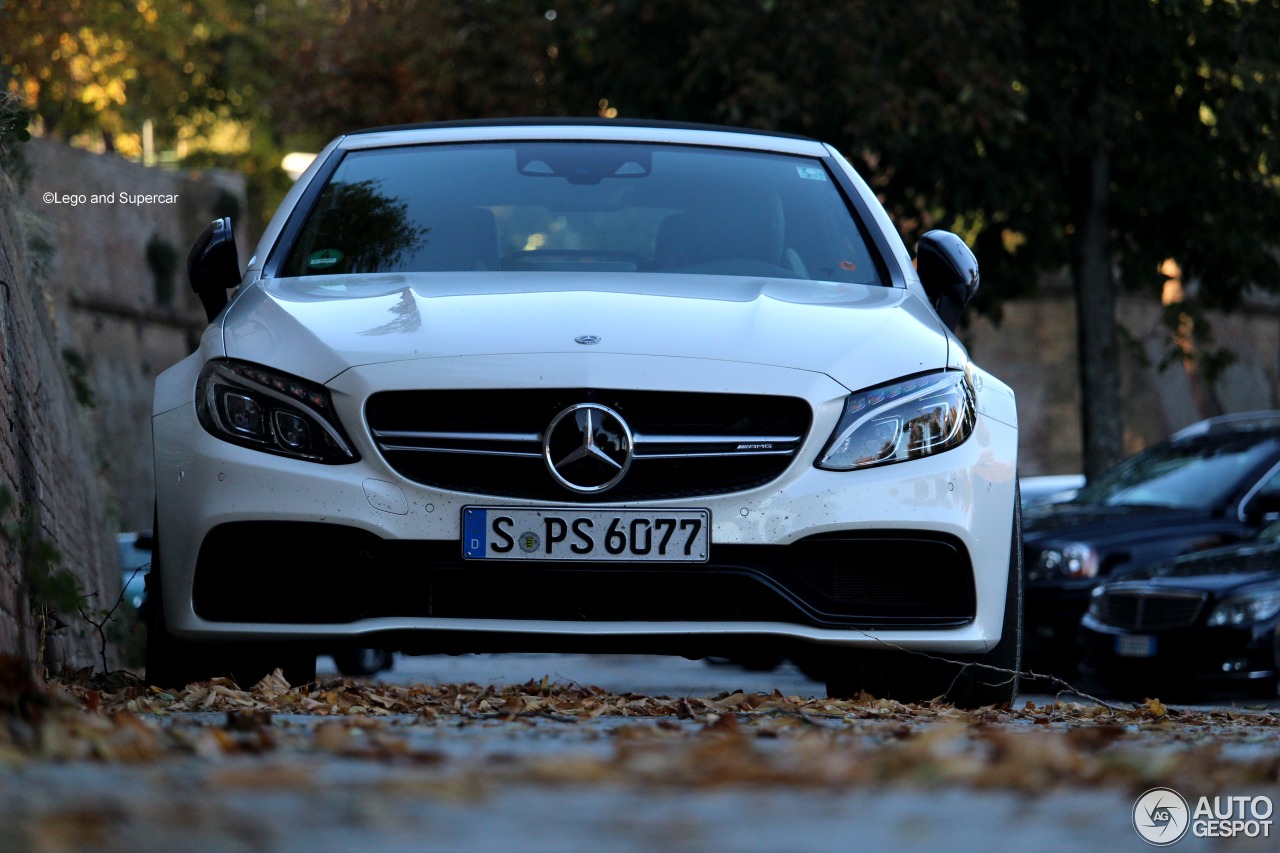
2, 653, 1276, 852
320, 650, 1280, 711
2, 761, 1206, 853
322, 652, 823, 697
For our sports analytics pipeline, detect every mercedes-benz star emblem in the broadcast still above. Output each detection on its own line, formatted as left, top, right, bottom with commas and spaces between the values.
543, 403, 633, 493
574, 335, 601, 345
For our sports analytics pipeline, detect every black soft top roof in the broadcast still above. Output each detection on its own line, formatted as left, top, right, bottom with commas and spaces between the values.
347, 116, 818, 143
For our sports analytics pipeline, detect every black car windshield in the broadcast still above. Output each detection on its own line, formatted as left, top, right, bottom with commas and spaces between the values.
1072, 433, 1280, 510
278, 142, 881, 285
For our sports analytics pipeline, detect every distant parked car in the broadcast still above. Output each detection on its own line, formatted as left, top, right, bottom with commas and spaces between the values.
117, 531, 153, 611
1079, 519, 1280, 697
331, 648, 394, 677
1019, 474, 1085, 508
1023, 412, 1280, 671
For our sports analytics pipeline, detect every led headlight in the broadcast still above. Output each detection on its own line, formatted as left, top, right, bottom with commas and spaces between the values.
196, 359, 358, 463
817, 370, 976, 471
1206, 590, 1280, 627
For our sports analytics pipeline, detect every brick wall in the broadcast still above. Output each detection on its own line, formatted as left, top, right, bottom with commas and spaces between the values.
0, 138, 246, 672
0, 167, 116, 671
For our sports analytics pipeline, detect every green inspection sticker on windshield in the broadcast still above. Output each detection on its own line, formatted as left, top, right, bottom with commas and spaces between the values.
308, 249, 343, 269
796, 166, 827, 181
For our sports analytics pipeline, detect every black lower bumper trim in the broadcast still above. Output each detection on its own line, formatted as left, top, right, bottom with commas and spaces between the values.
192, 522, 976, 630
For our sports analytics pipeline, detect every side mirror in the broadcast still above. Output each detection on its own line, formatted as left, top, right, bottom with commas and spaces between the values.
916, 230, 979, 331
187, 217, 241, 322
1244, 491, 1280, 526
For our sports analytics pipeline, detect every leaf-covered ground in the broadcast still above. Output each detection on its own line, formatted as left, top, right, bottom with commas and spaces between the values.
4, 658, 1280, 795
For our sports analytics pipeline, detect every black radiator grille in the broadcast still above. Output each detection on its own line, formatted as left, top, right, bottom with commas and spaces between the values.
365, 388, 812, 502
1098, 589, 1207, 630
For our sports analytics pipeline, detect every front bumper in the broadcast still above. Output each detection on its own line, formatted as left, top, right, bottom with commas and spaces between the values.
153, 354, 1018, 654
1079, 614, 1278, 685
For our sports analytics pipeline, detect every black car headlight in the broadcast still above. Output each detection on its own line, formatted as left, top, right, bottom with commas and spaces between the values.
196, 360, 359, 463
817, 370, 976, 471
1028, 542, 1099, 581
1206, 590, 1280, 627
1086, 586, 1105, 619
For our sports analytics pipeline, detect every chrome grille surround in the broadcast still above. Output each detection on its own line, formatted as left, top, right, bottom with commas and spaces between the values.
366, 388, 811, 502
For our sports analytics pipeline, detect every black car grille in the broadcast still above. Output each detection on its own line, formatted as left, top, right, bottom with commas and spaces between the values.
364, 389, 811, 502
1095, 588, 1208, 630
192, 523, 975, 630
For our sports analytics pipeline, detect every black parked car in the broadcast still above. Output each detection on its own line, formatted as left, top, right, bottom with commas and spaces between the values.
1023, 413, 1280, 671
1079, 520, 1280, 697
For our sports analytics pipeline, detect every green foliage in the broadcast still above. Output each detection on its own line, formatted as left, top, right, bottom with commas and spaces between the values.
26, 550, 82, 618
0, 89, 32, 184
0, 94, 32, 139
1013, 0, 1280, 299
2, 0, 273, 150
145, 233, 179, 306
1, 485, 142, 674
16, 208, 56, 282
0, 486, 81, 619
261, 0, 560, 143
61, 348, 96, 409
1004, 0, 1280, 473
0, 100, 32, 145
1158, 300, 1240, 385
212, 188, 241, 223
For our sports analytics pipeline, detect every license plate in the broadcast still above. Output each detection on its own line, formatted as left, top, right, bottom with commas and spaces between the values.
1115, 634, 1157, 658
462, 507, 709, 562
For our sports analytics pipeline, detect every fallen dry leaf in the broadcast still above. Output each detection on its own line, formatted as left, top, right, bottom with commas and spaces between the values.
0, 664, 1275, 798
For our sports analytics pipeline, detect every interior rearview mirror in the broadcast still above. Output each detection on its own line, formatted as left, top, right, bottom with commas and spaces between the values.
916, 230, 979, 331
187, 217, 241, 323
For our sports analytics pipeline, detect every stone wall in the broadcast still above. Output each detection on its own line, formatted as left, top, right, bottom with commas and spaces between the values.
0, 167, 117, 670
20, 138, 249, 531
0, 138, 248, 672
964, 285, 1280, 475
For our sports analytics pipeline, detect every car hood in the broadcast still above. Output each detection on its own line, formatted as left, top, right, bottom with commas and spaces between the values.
1128, 540, 1280, 594
221, 273, 950, 391
1022, 502, 1206, 543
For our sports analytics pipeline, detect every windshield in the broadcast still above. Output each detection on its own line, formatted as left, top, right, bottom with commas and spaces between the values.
1073, 434, 1280, 510
279, 142, 881, 284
